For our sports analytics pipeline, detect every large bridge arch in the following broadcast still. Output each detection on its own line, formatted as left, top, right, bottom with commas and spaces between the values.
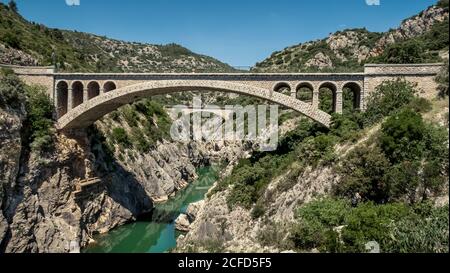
57, 80, 332, 130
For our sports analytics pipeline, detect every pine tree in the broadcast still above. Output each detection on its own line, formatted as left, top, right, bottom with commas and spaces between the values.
8, 0, 18, 13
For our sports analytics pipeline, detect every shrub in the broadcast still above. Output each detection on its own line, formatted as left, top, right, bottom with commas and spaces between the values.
436, 61, 449, 98
384, 161, 421, 204
379, 108, 426, 164
340, 202, 411, 252
2, 31, 21, 49
24, 85, 55, 153
0, 70, 26, 109
408, 97, 432, 113
374, 39, 426, 64
334, 146, 391, 203
385, 204, 449, 253
291, 198, 350, 251
363, 79, 417, 126
111, 127, 131, 148
291, 199, 449, 253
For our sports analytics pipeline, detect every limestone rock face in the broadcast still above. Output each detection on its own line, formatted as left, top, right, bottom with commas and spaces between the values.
175, 214, 191, 232
175, 164, 339, 253
174, 200, 204, 232
305, 52, 333, 70
0, 44, 39, 66
0, 106, 25, 248
0, 104, 153, 252
370, 5, 449, 57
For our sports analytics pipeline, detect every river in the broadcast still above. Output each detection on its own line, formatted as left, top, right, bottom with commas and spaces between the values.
82, 166, 218, 253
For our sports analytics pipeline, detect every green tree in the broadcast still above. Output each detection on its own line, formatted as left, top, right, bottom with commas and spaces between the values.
379, 108, 426, 164
0, 69, 26, 109
363, 79, 417, 126
8, 0, 18, 13
384, 161, 420, 204
334, 146, 391, 203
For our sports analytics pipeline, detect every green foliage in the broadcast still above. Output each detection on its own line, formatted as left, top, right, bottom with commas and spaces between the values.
0, 71, 54, 153
291, 198, 350, 251
294, 134, 336, 167
8, 0, 17, 13
0, 69, 26, 109
384, 161, 421, 204
385, 203, 449, 253
363, 79, 417, 126
291, 199, 449, 253
436, 61, 449, 98
1, 30, 20, 49
379, 108, 427, 164
437, 0, 449, 8
24, 85, 55, 153
111, 127, 131, 148
334, 146, 391, 203
330, 112, 363, 141
372, 39, 427, 64
335, 106, 448, 204
408, 97, 433, 113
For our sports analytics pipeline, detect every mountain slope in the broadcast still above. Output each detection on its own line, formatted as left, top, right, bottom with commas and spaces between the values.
253, 1, 449, 72
0, 3, 235, 73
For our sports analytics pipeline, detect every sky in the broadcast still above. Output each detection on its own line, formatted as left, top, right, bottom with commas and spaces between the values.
5, 0, 439, 67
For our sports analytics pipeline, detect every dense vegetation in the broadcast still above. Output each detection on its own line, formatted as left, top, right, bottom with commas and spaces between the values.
99, 99, 172, 161
0, 2, 235, 73
0, 69, 55, 153
211, 69, 449, 252
291, 198, 448, 253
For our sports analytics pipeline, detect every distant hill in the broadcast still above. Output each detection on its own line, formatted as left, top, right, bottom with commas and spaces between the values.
0, 3, 235, 73
253, 0, 449, 72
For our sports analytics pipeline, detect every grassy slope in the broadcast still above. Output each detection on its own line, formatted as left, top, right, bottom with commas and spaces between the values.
0, 3, 235, 73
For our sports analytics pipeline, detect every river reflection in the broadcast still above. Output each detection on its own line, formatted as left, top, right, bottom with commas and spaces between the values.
83, 166, 218, 253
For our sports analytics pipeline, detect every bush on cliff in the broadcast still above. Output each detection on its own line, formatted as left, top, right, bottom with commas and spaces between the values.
1, 71, 55, 153
291, 199, 449, 253
23, 85, 55, 153
0, 68, 26, 110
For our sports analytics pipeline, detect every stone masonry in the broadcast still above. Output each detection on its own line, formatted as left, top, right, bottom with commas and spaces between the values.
0, 63, 443, 129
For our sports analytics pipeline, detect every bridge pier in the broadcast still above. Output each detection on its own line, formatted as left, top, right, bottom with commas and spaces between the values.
335, 91, 343, 114
312, 91, 320, 110
67, 87, 74, 112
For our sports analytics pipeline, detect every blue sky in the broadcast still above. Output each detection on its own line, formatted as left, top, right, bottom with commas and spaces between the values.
6, 0, 438, 66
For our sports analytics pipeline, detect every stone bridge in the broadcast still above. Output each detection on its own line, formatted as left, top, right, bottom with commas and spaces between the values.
1, 63, 443, 129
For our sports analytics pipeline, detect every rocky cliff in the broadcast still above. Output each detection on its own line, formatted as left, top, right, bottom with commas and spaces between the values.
253, 2, 449, 72
0, 99, 155, 252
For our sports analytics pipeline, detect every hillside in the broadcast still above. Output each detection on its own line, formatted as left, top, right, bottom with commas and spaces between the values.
253, 1, 449, 72
0, 3, 235, 73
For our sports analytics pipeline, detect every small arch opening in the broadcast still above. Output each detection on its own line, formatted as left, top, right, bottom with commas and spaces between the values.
296, 82, 314, 103
72, 81, 84, 109
273, 82, 291, 95
56, 81, 68, 117
87, 81, 100, 100
104, 81, 117, 93
319, 82, 337, 114
343, 82, 362, 112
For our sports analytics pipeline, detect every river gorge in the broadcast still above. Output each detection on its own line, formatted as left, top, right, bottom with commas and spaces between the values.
83, 166, 218, 253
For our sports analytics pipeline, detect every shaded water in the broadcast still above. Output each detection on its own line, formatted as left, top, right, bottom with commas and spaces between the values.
83, 166, 218, 253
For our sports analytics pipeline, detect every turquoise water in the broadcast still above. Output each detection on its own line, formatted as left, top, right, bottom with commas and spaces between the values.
83, 166, 218, 253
